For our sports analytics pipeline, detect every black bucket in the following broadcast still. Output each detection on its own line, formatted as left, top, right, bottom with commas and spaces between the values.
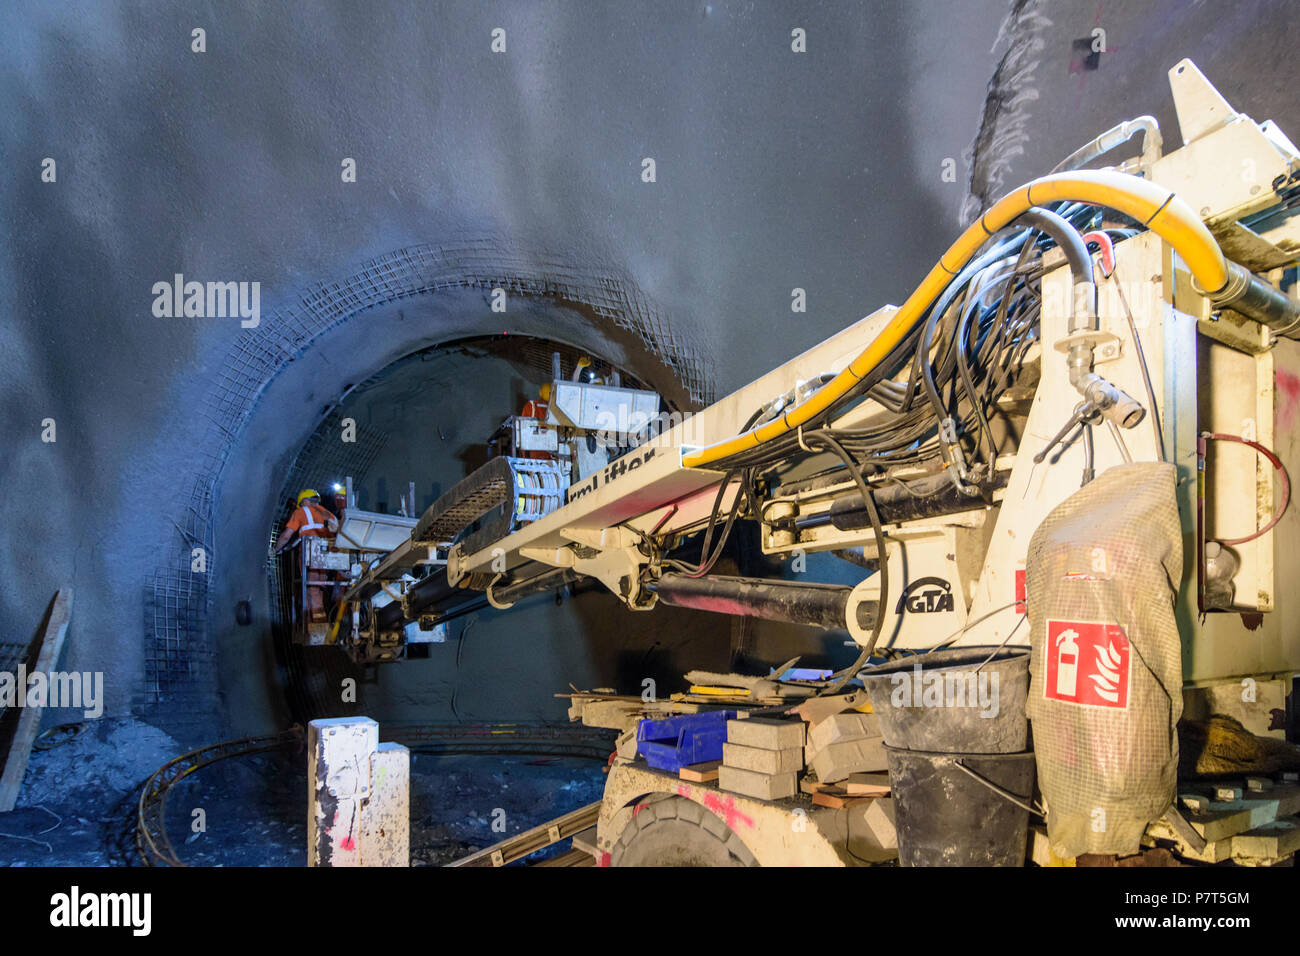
885, 746, 1036, 867
858, 646, 1030, 753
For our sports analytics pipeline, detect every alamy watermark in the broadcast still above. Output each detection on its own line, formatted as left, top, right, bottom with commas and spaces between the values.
888, 659, 1000, 718
152, 273, 260, 328
0, 666, 103, 719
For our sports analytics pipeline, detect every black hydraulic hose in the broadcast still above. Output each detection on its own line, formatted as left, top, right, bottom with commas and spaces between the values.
804, 432, 888, 695
1015, 206, 1094, 289
956, 297, 998, 459
918, 232, 1033, 438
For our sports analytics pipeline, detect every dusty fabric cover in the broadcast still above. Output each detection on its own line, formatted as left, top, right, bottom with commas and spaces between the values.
1025, 462, 1183, 858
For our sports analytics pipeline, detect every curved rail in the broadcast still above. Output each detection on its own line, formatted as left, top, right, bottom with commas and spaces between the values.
137, 727, 304, 867
136, 722, 615, 866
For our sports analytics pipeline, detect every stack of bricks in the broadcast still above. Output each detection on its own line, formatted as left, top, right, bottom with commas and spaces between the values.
718, 718, 805, 801
806, 712, 887, 784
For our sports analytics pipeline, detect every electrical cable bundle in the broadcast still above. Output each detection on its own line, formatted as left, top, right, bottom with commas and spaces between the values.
646, 202, 1126, 685
712, 202, 1103, 481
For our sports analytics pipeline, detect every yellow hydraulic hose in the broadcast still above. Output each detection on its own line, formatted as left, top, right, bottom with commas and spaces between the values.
681, 169, 1229, 468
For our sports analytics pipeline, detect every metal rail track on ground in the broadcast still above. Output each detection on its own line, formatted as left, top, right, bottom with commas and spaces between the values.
446, 800, 602, 868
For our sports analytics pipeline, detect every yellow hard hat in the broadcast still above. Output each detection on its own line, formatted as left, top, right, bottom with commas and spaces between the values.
296, 489, 320, 505
539, 383, 552, 401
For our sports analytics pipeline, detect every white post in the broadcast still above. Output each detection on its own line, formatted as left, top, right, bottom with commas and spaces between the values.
308, 717, 409, 867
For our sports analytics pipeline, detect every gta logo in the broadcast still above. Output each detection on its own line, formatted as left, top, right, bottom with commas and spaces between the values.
894, 577, 955, 615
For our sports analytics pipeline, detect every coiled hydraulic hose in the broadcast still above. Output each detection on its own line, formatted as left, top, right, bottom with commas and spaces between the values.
682, 169, 1231, 469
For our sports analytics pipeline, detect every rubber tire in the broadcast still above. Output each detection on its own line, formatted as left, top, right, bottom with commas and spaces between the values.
609, 797, 757, 867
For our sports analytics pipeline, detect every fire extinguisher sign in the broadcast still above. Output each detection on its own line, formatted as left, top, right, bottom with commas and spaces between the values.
1044, 619, 1131, 709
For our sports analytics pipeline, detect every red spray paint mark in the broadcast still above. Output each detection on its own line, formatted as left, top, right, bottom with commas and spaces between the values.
340, 836, 356, 851
598, 851, 611, 867
1276, 369, 1300, 431
703, 792, 755, 831
631, 802, 648, 818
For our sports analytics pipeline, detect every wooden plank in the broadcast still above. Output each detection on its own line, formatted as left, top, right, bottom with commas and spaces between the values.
679, 760, 722, 782
812, 790, 874, 810
0, 589, 73, 813
843, 773, 891, 797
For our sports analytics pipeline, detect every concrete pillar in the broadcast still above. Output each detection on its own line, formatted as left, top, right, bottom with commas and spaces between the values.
308, 717, 410, 867
362, 743, 410, 866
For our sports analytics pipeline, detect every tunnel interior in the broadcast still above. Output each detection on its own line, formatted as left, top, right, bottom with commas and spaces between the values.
253, 326, 865, 732
7, 0, 1300, 873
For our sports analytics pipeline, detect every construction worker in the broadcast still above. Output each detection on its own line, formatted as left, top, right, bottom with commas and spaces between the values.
573, 356, 605, 385
520, 382, 551, 421
519, 384, 554, 461
274, 489, 339, 554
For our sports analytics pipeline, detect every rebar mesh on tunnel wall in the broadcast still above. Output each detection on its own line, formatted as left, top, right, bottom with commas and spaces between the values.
143, 241, 708, 731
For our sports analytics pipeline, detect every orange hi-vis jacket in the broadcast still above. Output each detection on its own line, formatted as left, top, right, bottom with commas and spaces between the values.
284, 502, 336, 539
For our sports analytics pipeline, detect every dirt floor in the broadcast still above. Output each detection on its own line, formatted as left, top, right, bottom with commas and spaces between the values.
0, 717, 609, 867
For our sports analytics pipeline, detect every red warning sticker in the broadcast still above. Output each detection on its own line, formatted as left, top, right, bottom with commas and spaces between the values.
1044, 619, 1130, 709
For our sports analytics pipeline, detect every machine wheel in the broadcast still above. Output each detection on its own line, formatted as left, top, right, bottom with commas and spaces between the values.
609, 797, 758, 867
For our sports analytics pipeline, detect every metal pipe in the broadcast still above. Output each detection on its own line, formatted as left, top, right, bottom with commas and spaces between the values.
654, 572, 878, 632
375, 563, 586, 630
824, 470, 1007, 530
1204, 260, 1300, 335
1050, 115, 1163, 174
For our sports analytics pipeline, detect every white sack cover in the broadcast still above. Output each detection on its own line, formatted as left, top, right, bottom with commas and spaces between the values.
1025, 461, 1183, 858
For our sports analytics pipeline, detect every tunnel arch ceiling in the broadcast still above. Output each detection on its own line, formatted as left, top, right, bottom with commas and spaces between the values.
149, 241, 714, 738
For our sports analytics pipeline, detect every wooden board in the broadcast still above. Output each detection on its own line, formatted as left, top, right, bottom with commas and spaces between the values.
679, 760, 722, 783
805, 772, 891, 808
0, 589, 73, 813
843, 773, 891, 796
812, 790, 875, 810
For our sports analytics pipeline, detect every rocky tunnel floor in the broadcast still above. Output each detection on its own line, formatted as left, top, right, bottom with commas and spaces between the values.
0, 717, 609, 867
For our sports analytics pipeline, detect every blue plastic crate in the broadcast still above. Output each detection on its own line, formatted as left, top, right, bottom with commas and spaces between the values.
635, 710, 737, 772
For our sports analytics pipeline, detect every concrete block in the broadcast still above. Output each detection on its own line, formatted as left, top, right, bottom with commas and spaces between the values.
1180, 793, 1209, 813
808, 712, 880, 752
1246, 776, 1273, 793
722, 742, 802, 774
615, 728, 637, 761
811, 736, 887, 783
726, 717, 804, 751
1213, 785, 1243, 802
361, 743, 409, 867
845, 797, 897, 862
308, 717, 378, 868
308, 718, 412, 867
717, 765, 797, 801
